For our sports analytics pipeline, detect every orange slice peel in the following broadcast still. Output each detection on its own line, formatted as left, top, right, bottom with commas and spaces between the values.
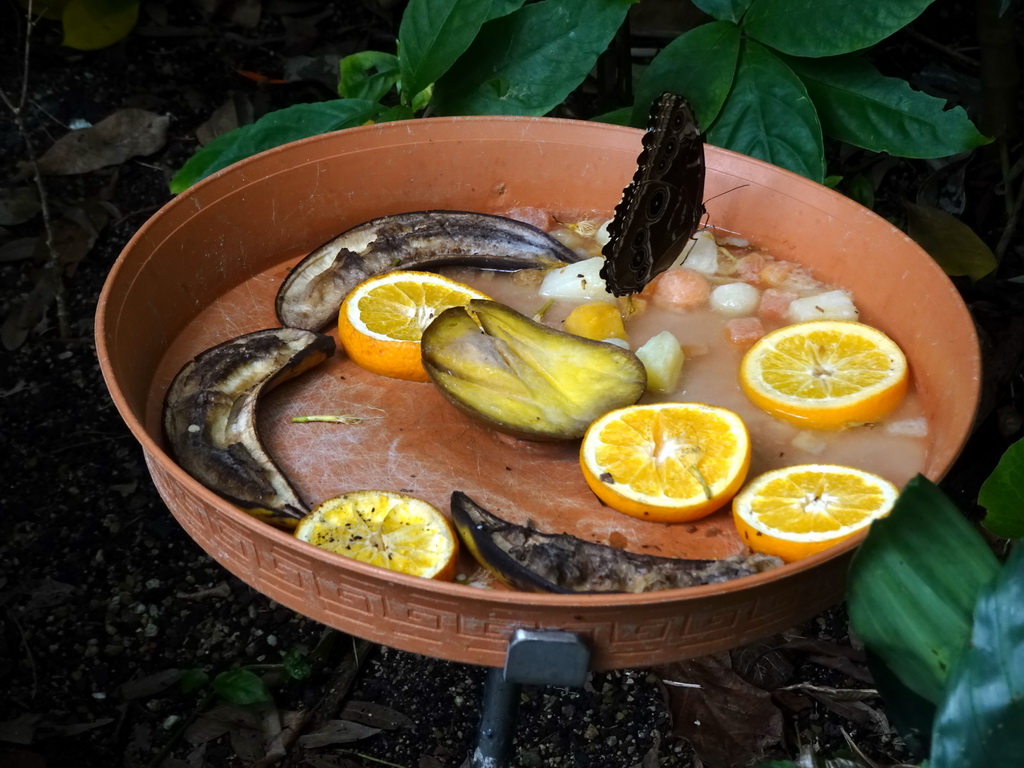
580, 402, 751, 523
294, 490, 458, 580
338, 270, 490, 382
739, 320, 908, 430
731, 464, 899, 562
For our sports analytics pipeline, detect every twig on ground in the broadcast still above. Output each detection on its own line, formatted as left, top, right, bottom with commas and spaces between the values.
0, 0, 70, 340
278, 636, 376, 768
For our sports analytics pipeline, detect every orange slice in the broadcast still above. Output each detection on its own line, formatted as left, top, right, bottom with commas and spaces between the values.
732, 464, 898, 562
338, 271, 489, 382
294, 490, 458, 580
579, 402, 751, 523
739, 320, 908, 429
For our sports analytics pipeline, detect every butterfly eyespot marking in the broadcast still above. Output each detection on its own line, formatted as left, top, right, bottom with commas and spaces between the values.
646, 189, 666, 219
630, 229, 649, 248
629, 250, 651, 273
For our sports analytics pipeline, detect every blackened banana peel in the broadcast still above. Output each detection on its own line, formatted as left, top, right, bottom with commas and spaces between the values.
451, 491, 782, 593
275, 210, 580, 331
163, 328, 335, 528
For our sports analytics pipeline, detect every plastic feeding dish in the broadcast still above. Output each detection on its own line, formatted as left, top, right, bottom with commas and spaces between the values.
95, 117, 980, 670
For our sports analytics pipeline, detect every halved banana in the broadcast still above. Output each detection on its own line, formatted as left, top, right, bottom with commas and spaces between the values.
163, 328, 335, 527
275, 210, 580, 331
450, 491, 781, 593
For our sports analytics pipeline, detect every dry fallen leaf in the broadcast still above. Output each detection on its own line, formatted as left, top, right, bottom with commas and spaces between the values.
37, 108, 169, 175
0, 187, 41, 226
119, 669, 184, 700
297, 719, 383, 748
658, 654, 784, 768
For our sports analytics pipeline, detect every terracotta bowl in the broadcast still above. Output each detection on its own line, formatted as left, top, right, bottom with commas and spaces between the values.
95, 117, 979, 670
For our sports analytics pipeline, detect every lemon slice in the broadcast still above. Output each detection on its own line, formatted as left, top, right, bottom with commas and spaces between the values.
338, 271, 489, 382
295, 490, 458, 580
739, 320, 908, 429
580, 402, 751, 523
732, 464, 899, 562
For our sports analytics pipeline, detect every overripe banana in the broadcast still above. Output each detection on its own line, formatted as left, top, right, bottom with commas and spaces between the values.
163, 328, 335, 527
275, 210, 580, 331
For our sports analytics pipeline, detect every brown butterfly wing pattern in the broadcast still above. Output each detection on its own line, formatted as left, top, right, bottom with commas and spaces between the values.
600, 93, 707, 297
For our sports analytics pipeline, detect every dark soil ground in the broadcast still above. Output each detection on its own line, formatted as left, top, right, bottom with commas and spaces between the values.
1, 1, 1021, 767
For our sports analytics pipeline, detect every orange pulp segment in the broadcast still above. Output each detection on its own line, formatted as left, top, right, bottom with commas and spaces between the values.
579, 402, 751, 523
731, 464, 899, 562
294, 490, 458, 580
739, 320, 908, 430
338, 271, 489, 382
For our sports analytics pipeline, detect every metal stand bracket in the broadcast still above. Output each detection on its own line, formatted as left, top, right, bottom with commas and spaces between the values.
464, 630, 591, 768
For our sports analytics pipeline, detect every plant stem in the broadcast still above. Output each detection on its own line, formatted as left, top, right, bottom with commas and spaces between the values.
0, 0, 70, 340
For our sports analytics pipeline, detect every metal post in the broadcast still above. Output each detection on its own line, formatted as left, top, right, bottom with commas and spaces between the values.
463, 630, 591, 768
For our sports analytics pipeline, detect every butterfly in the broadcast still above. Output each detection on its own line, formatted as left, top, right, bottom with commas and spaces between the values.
600, 93, 706, 297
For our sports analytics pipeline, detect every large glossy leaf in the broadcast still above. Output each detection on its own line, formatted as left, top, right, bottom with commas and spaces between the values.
905, 201, 997, 281
338, 51, 400, 102
431, 0, 635, 116
786, 55, 989, 157
847, 476, 1000, 705
705, 41, 824, 182
691, 0, 754, 23
743, 0, 935, 57
398, 0, 493, 100
170, 100, 378, 193
978, 437, 1024, 539
630, 21, 741, 129
62, 0, 138, 50
486, 0, 527, 20
930, 544, 1024, 767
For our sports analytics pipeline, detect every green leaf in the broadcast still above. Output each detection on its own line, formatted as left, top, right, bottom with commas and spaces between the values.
864, 648, 934, 754
338, 51, 400, 102
705, 40, 824, 182
281, 648, 312, 681
590, 106, 634, 125
691, 0, 754, 23
169, 99, 379, 193
743, 0, 935, 57
843, 173, 875, 209
847, 475, 1001, 705
212, 669, 272, 706
398, 0, 493, 100
431, 0, 635, 116
486, 0, 527, 21
904, 201, 998, 281
930, 544, 1024, 767
785, 54, 990, 157
978, 437, 1024, 539
62, 0, 139, 50
180, 668, 210, 695
631, 21, 741, 129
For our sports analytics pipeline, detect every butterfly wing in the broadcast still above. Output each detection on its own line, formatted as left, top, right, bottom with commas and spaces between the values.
600, 93, 706, 297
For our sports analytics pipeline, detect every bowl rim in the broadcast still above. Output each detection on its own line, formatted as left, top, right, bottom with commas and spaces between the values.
95, 114, 981, 610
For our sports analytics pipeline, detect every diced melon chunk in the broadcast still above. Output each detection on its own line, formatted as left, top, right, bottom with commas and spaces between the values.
539, 257, 613, 301
641, 268, 711, 310
564, 302, 627, 341
635, 331, 685, 394
725, 316, 765, 346
786, 289, 859, 322
709, 282, 760, 316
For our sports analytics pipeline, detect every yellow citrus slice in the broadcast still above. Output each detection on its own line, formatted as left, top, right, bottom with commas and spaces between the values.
338, 271, 489, 382
294, 490, 458, 580
732, 464, 898, 562
579, 402, 751, 523
739, 320, 908, 429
